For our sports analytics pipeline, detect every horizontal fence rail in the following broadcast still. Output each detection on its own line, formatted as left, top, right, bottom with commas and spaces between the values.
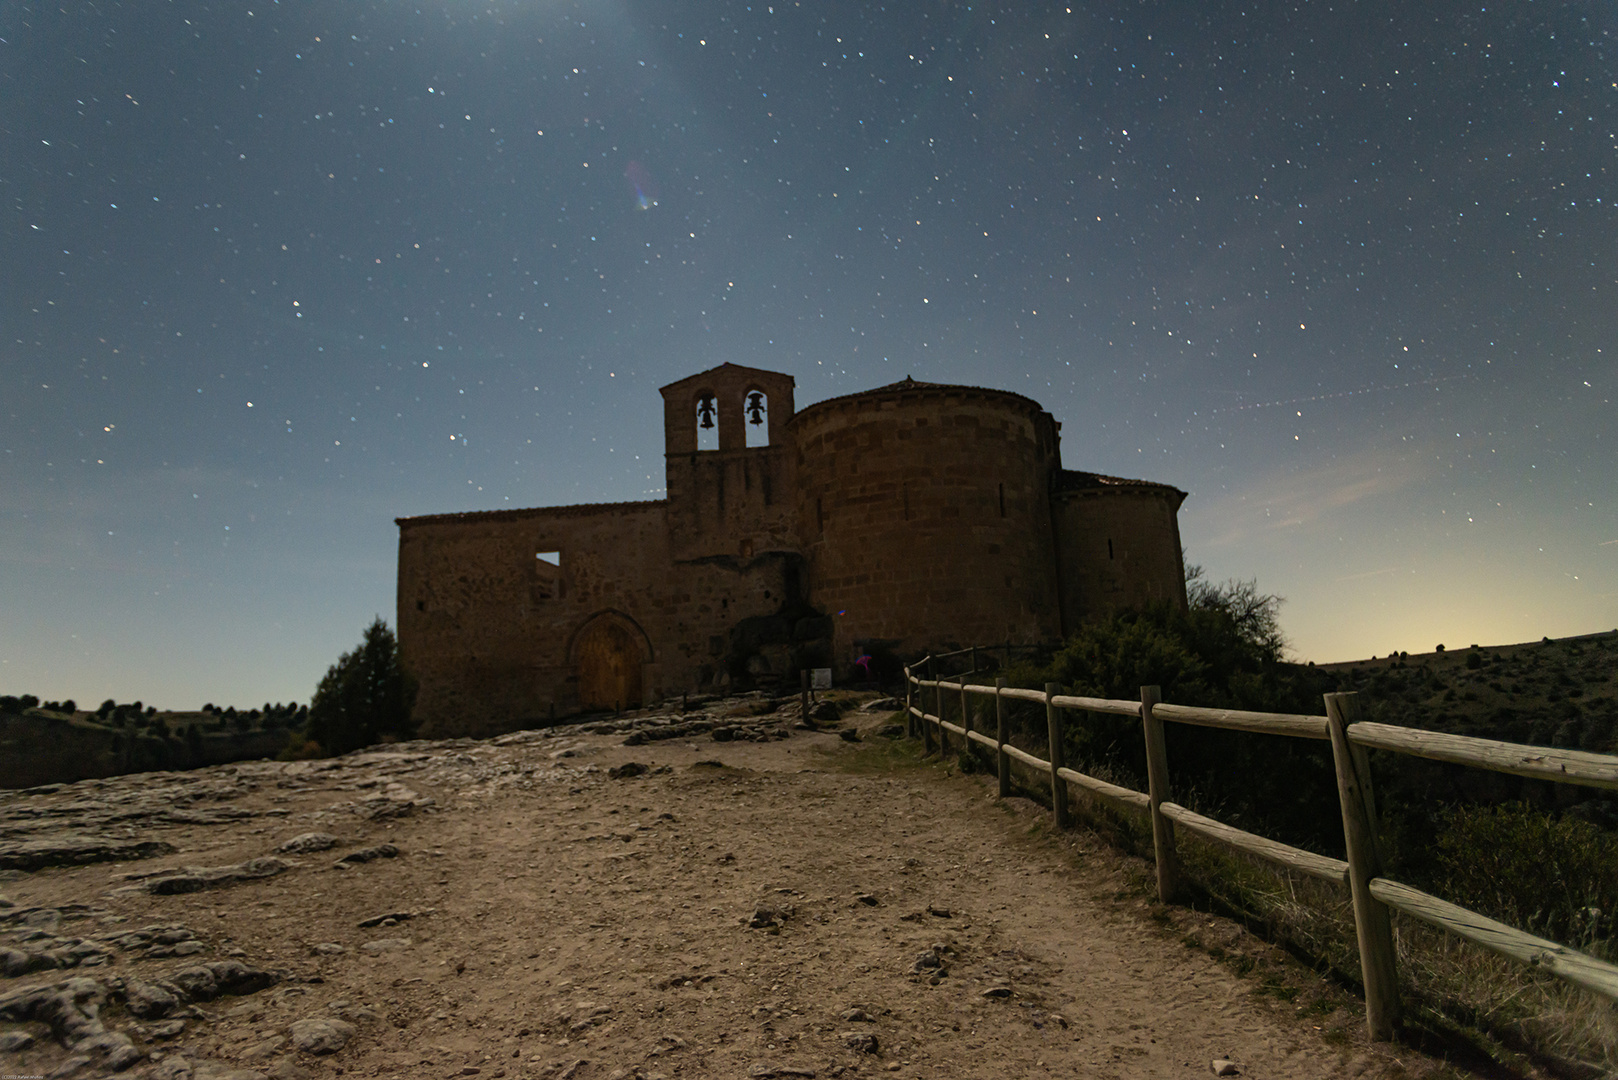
901, 654, 1618, 1042
1347, 721, 1618, 791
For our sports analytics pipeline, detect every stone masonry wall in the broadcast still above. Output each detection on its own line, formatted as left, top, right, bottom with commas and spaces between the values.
396, 502, 791, 738
1051, 486, 1188, 630
790, 386, 1063, 670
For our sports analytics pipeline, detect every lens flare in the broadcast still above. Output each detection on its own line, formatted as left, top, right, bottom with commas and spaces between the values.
624, 160, 659, 210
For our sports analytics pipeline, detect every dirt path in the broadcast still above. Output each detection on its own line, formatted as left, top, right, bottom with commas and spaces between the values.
2, 698, 1450, 1079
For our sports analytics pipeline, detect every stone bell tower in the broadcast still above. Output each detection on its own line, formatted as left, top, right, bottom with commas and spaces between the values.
658, 363, 798, 563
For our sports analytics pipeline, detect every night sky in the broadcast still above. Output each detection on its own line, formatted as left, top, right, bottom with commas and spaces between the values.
4, 1, 1614, 710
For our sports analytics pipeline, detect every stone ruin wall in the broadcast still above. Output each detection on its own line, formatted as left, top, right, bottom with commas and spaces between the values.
1051, 484, 1189, 629
663, 444, 797, 563
791, 386, 1066, 666
397, 502, 793, 738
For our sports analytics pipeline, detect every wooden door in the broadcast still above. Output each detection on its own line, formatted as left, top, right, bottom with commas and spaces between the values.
576, 618, 642, 711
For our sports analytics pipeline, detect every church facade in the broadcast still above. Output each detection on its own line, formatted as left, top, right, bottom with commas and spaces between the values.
395, 363, 1188, 736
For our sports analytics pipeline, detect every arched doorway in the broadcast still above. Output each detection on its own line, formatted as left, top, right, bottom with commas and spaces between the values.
573, 613, 647, 711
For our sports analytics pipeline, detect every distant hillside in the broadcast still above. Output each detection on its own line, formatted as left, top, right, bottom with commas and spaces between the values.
0, 705, 295, 789
1311, 630, 1618, 754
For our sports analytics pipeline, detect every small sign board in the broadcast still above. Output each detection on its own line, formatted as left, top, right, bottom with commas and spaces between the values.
811, 668, 833, 690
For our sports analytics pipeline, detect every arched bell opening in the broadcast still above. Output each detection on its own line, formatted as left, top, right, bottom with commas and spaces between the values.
743, 388, 770, 448
694, 390, 720, 452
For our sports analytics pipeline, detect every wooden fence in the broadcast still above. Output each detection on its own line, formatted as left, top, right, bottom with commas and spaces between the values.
902, 657, 1618, 1040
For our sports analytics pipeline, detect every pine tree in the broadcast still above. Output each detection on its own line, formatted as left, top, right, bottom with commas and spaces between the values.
304, 618, 416, 755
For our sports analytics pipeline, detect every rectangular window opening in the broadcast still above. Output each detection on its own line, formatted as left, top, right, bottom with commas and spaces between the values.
536, 551, 562, 599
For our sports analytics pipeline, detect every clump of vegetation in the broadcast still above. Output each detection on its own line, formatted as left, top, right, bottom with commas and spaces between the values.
992, 571, 1344, 851
290, 617, 416, 758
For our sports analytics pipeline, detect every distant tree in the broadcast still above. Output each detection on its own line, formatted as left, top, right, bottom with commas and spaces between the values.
98, 699, 117, 718
305, 618, 417, 756
149, 716, 170, 739
60, 699, 76, 714
185, 722, 204, 761
132, 700, 142, 713
0, 696, 20, 714
20, 695, 39, 710
234, 711, 252, 734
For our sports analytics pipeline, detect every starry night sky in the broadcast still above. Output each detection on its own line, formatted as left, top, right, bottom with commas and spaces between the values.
3, 0, 1614, 709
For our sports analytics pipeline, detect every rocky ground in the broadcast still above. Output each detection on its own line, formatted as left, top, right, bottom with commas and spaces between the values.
2, 691, 1474, 1080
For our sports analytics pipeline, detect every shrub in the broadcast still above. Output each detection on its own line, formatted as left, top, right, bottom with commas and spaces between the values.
1425, 801, 1618, 948
277, 736, 327, 761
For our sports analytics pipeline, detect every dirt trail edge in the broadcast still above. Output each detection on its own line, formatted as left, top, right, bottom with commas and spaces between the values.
2, 695, 1455, 1079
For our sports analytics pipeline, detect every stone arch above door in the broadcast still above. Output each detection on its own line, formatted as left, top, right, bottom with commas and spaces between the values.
569, 611, 652, 711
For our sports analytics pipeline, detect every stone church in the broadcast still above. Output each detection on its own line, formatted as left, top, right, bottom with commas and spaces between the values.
396, 363, 1188, 736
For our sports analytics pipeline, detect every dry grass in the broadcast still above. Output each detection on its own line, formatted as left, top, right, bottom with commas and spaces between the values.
1166, 822, 1618, 1074
1395, 917, 1618, 1069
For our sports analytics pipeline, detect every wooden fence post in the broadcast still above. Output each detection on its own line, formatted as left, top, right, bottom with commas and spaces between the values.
936, 663, 949, 756
1140, 684, 1179, 904
800, 669, 810, 727
903, 667, 915, 739
995, 677, 1010, 798
959, 675, 971, 764
1326, 691, 1400, 1040
923, 658, 937, 755
1045, 683, 1069, 829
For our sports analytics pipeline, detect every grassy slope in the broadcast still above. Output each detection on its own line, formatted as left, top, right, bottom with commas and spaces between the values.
1309, 631, 1618, 753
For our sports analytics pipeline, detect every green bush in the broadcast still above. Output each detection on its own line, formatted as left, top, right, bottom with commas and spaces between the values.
1426, 801, 1618, 949
998, 578, 1348, 851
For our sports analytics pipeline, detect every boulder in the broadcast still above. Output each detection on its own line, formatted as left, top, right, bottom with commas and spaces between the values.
288, 1017, 354, 1054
